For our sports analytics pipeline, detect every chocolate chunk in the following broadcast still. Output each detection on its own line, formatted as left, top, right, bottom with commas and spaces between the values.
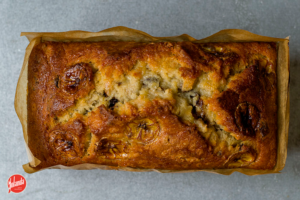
54, 76, 60, 88
192, 98, 206, 121
103, 91, 108, 97
138, 122, 147, 130
66, 141, 73, 148
108, 97, 119, 110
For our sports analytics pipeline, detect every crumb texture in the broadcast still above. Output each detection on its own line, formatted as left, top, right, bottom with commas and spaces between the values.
27, 41, 277, 170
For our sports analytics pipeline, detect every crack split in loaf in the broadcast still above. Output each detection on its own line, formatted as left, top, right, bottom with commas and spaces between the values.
27, 40, 277, 170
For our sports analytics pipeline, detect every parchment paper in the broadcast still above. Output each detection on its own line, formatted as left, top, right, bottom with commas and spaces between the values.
15, 26, 290, 175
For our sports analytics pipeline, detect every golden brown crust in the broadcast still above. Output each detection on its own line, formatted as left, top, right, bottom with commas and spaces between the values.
28, 41, 277, 170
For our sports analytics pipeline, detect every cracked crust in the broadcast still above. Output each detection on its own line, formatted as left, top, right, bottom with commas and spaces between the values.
28, 41, 277, 170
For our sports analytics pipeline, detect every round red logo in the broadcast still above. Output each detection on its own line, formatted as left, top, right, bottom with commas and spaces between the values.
8, 174, 26, 193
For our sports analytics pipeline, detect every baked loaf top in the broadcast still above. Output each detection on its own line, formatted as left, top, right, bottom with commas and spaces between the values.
28, 41, 277, 170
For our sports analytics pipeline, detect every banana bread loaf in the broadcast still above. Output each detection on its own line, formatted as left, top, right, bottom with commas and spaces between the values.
27, 41, 277, 170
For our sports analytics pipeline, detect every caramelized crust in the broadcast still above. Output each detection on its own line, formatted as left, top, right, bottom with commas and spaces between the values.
28, 41, 277, 170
